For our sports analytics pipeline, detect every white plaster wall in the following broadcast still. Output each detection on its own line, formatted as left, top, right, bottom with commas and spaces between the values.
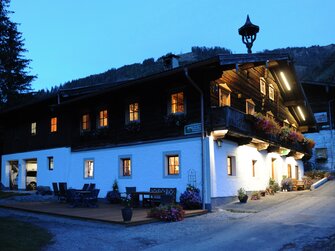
1, 148, 71, 189
210, 139, 304, 198
69, 137, 202, 199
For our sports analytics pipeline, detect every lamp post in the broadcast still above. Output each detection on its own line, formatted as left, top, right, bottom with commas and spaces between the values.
238, 15, 259, 54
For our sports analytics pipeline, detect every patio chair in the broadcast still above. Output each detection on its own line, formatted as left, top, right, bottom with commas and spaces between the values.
52, 182, 60, 199
66, 189, 82, 207
160, 194, 175, 206
87, 183, 96, 191
121, 187, 139, 207
83, 189, 100, 207
58, 182, 68, 201
82, 183, 89, 191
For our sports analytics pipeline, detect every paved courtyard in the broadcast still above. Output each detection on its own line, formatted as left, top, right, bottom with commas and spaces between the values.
0, 181, 334, 251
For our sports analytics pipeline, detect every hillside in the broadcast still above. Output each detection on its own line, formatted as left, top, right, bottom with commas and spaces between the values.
60, 44, 335, 91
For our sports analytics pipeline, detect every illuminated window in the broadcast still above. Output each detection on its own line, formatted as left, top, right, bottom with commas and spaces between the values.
252, 160, 257, 177
246, 99, 255, 115
121, 158, 131, 176
269, 84, 275, 101
171, 92, 184, 114
129, 102, 140, 122
51, 117, 57, 132
99, 110, 108, 128
167, 155, 179, 175
81, 114, 90, 131
31, 122, 37, 136
227, 156, 236, 176
219, 83, 231, 107
287, 164, 292, 178
260, 77, 266, 95
84, 159, 94, 178
48, 157, 54, 170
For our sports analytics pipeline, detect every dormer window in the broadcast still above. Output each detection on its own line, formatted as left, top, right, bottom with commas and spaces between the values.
98, 109, 108, 128
219, 83, 231, 107
31, 122, 37, 136
260, 77, 266, 95
170, 91, 184, 114
269, 84, 275, 101
246, 99, 255, 115
283, 119, 290, 127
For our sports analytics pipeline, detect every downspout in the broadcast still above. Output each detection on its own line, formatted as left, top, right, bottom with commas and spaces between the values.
184, 68, 207, 210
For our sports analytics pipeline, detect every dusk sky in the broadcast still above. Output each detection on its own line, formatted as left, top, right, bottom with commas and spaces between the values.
10, 0, 335, 91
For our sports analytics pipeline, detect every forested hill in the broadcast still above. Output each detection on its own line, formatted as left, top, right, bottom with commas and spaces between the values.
58, 44, 335, 92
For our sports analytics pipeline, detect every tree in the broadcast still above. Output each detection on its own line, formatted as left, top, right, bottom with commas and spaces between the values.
0, 0, 35, 108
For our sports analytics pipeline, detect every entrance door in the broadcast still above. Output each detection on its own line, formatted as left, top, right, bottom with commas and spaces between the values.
9, 161, 19, 190
25, 159, 37, 190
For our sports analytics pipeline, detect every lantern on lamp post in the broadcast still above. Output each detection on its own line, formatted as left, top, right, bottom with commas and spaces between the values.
238, 15, 259, 54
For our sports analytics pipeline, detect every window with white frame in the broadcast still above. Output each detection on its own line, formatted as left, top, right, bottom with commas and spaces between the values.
170, 92, 184, 114
246, 99, 255, 115
260, 77, 266, 95
48, 156, 54, 170
227, 156, 236, 176
31, 122, 37, 136
84, 159, 94, 178
120, 157, 131, 177
269, 84, 275, 101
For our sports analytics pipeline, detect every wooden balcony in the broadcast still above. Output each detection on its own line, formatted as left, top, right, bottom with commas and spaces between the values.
210, 106, 309, 156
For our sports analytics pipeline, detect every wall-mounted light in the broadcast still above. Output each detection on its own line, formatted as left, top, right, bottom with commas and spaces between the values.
280, 72, 291, 91
297, 106, 306, 121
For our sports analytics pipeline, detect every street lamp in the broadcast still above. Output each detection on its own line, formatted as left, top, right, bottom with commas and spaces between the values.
238, 15, 259, 54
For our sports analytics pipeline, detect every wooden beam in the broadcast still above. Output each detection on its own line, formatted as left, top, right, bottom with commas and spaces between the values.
284, 100, 306, 107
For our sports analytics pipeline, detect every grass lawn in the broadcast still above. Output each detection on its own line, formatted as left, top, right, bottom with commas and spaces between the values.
0, 191, 30, 199
0, 217, 53, 251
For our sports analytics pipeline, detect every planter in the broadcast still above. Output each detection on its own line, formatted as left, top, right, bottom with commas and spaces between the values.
121, 207, 133, 222
239, 195, 248, 203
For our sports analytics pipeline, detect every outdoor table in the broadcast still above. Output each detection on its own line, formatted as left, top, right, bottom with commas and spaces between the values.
72, 190, 91, 207
130, 191, 164, 207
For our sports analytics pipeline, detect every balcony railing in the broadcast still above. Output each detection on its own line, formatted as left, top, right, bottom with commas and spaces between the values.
210, 106, 309, 154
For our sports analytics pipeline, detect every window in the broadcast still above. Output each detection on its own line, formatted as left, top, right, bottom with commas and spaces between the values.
98, 110, 108, 128
252, 160, 257, 177
121, 158, 131, 176
167, 155, 180, 175
260, 77, 266, 95
84, 159, 94, 178
48, 157, 54, 170
287, 164, 292, 178
51, 117, 57, 132
219, 84, 231, 107
171, 92, 184, 114
81, 114, 90, 131
246, 99, 255, 115
283, 119, 290, 127
227, 156, 236, 176
31, 122, 36, 136
269, 84, 275, 101
271, 158, 276, 180
129, 102, 140, 122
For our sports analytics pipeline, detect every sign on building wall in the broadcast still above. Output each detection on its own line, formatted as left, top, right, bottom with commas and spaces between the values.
184, 123, 201, 135
314, 112, 328, 123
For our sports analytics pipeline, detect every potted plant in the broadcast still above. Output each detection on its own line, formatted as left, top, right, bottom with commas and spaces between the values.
237, 187, 248, 203
121, 195, 133, 222
179, 185, 202, 209
106, 179, 121, 204
251, 191, 260, 200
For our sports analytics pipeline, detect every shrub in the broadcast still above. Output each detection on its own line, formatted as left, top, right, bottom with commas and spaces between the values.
237, 187, 247, 200
269, 178, 280, 193
148, 204, 185, 222
179, 185, 202, 210
281, 177, 293, 191
251, 191, 260, 200
254, 113, 281, 136
302, 176, 314, 190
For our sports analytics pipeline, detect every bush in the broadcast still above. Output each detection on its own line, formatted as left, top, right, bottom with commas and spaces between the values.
304, 170, 327, 180
148, 204, 185, 222
268, 178, 280, 193
281, 177, 293, 191
251, 191, 260, 200
179, 185, 202, 209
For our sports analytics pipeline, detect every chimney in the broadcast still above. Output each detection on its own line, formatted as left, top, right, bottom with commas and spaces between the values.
162, 53, 180, 70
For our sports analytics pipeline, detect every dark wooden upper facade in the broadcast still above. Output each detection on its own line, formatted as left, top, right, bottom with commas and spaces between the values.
0, 54, 316, 155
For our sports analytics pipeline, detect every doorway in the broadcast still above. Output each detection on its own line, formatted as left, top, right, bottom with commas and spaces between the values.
9, 160, 19, 190
25, 159, 37, 190
271, 158, 277, 180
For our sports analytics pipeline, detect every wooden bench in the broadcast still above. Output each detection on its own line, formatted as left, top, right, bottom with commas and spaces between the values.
145, 187, 177, 206
292, 179, 305, 191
